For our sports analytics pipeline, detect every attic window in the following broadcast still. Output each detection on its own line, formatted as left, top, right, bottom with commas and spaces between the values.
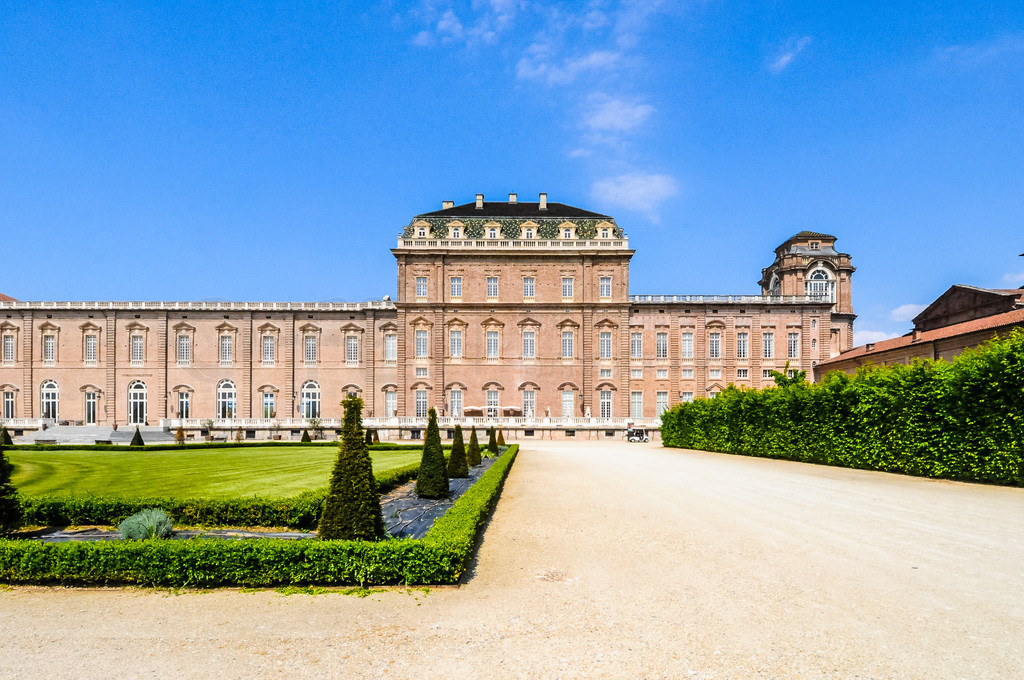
418, 228, 426, 238
452, 227, 461, 238
810, 241, 820, 250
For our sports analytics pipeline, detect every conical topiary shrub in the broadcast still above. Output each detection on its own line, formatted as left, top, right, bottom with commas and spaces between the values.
497, 428, 506, 447
300, 429, 312, 443
0, 426, 12, 446
130, 426, 145, 446
487, 427, 498, 457
0, 442, 22, 535
416, 408, 449, 499
466, 427, 482, 467
372, 429, 380, 444
365, 428, 373, 445
318, 395, 385, 541
446, 424, 469, 478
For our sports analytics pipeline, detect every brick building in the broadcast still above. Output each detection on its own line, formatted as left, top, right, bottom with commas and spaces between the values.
0, 193, 854, 438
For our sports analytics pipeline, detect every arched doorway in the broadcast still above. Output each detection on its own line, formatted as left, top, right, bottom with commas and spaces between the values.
128, 381, 147, 425
40, 380, 59, 420
217, 379, 236, 419
300, 380, 320, 419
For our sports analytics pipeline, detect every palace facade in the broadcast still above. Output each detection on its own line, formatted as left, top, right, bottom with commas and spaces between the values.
0, 193, 854, 436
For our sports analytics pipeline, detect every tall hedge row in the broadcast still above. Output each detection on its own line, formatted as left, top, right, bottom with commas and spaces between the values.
661, 329, 1024, 485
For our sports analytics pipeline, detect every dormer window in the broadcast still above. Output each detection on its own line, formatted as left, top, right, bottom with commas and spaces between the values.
489, 228, 497, 239
452, 227, 460, 239
810, 241, 820, 250
601, 229, 609, 238
525, 229, 533, 239
418, 227, 426, 238
563, 228, 571, 238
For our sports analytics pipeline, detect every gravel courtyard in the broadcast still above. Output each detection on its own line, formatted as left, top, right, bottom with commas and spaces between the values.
3, 441, 1022, 679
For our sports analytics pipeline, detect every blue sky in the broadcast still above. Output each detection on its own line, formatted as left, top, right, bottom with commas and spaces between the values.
2, 1, 1022, 345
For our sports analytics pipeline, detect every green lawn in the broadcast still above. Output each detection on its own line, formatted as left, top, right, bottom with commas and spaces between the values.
8, 447, 421, 499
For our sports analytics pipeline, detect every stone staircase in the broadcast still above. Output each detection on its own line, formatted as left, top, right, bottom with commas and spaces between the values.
15, 425, 177, 446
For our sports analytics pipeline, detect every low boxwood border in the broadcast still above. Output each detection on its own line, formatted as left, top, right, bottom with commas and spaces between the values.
0, 445, 518, 587
9, 442, 441, 452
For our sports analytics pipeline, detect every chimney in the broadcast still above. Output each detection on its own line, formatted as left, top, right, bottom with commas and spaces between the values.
508, 192, 517, 204
442, 200, 454, 210
865, 343, 875, 351
539, 192, 548, 210
911, 329, 921, 342
475, 193, 484, 209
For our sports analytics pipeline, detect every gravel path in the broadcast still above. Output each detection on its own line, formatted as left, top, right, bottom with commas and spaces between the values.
3, 441, 1023, 679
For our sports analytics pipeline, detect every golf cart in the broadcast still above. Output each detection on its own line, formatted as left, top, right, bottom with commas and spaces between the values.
626, 428, 649, 443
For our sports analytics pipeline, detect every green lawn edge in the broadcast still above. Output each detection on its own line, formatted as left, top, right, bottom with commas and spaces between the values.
0, 445, 518, 587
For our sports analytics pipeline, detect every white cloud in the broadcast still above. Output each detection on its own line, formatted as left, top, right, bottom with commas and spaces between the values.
411, 30, 433, 47
591, 172, 678, 220
516, 49, 621, 85
890, 303, 926, 322
567, 148, 592, 159
854, 330, 900, 346
583, 94, 654, 131
938, 33, 1024, 66
1003, 271, 1024, 284
408, 0, 520, 48
769, 36, 812, 73
436, 10, 464, 42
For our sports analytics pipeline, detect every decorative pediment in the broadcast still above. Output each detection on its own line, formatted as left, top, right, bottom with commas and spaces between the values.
706, 382, 724, 392
445, 381, 467, 391
557, 381, 579, 391
341, 383, 362, 393
256, 384, 279, 393
256, 322, 279, 333
379, 383, 398, 392
215, 321, 238, 333
78, 383, 102, 393
517, 317, 541, 328
482, 381, 504, 391
173, 321, 196, 332
298, 322, 321, 334
446, 317, 468, 328
556, 318, 580, 329
171, 384, 194, 393
378, 322, 398, 332
706, 320, 726, 328
518, 381, 540, 391
481, 317, 505, 329
594, 318, 618, 329
595, 382, 617, 391
409, 316, 433, 328
78, 321, 102, 332
38, 321, 60, 332
125, 321, 149, 332
0, 321, 18, 332
340, 323, 364, 333
0, 384, 20, 392
410, 381, 432, 390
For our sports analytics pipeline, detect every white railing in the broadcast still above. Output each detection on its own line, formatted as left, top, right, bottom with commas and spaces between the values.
397, 238, 630, 250
161, 416, 661, 430
0, 300, 396, 312
629, 294, 828, 304
0, 418, 45, 428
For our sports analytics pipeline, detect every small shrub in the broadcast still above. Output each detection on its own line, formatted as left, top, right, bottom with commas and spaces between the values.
416, 408, 449, 499
365, 428, 373, 446
235, 427, 244, 443
496, 429, 506, 447
117, 508, 173, 540
487, 428, 498, 457
446, 425, 469, 478
174, 427, 185, 445
0, 443, 22, 535
130, 427, 145, 447
300, 429, 312, 443
466, 428, 482, 467
372, 429, 380, 444
0, 427, 13, 446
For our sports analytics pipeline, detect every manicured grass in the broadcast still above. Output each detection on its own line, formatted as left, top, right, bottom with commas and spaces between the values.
8, 447, 421, 499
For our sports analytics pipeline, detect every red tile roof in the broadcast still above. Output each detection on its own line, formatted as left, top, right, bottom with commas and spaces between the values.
819, 307, 1024, 366
0, 293, 17, 302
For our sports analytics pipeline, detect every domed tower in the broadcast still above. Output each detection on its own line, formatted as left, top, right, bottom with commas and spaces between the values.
759, 231, 856, 355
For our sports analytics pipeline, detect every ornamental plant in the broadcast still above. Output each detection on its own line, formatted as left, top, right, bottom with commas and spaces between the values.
497, 428, 506, 447
300, 429, 312, 443
130, 427, 145, 447
175, 426, 185, 445
446, 424, 469, 478
0, 427, 13, 446
0, 442, 22, 534
117, 508, 172, 540
318, 395, 385, 541
416, 408, 449, 499
487, 427, 498, 457
365, 428, 373, 445
466, 428, 482, 467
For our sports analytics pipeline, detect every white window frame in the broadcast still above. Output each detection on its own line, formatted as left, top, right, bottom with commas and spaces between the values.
84, 334, 98, 366
487, 276, 499, 299
630, 332, 643, 360
2, 335, 15, 364
736, 332, 748, 359
599, 276, 611, 298
415, 329, 429, 358
788, 332, 800, 359
300, 380, 321, 419
630, 391, 643, 419
415, 390, 428, 418
561, 277, 574, 299
262, 392, 275, 419
681, 392, 694, 403
522, 330, 535, 359
600, 390, 613, 418
561, 330, 574, 359
680, 332, 693, 359
561, 390, 575, 418
216, 380, 236, 419
763, 332, 775, 359
656, 332, 668, 359
523, 277, 535, 299
2, 391, 15, 419
522, 389, 535, 418
599, 368, 612, 378
346, 335, 359, 365
385, 391, 397, 418
486, 330, 500, 359
219, 335, 233, 366
656, 391, 669, 416
384, 333, 397, 362
43, 334, 56, 365
486, 389, 500, 418
449, 388, 463, 417
178, 334, 193, 366
450, 276, 462, 298
40, 380, 59, 420
599, 331, 612, 359
261, 335, 275, 366
709, 368, 722, 379
656, 368, 668, 379
449, 329, 463, 358
737, 368, 749, 379
416, 276, 428, 298
178, 391, 191, 419
304, 335, 318, 366
680, 368, 694, 379
708, 332, 721, 360
127, 380, 147, 425
130, 334, 144, 366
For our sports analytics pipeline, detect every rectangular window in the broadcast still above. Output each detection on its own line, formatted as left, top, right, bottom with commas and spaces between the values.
680, 332, 693, 359
656, 332, 668, 359
346, 335, 359, 364
450, 276, 462, 298
737, 368, 749, 379
656, 391, 669, 416
630, 332, 643, 359
219, 335, 233, 364
43, 335, 56, 364
561, 390, 575, 418
449, 329, 463, 358
561, 277, 574, 299
486, 389, 500, 417
415, 330, 428, 358
262, 393, 274, 419
2, 335, 14, 363
681, 392, 694, 403
487, 276, 499, 298
384, 334, 397, 362
523, 390, 535, 417
599, 368, 612, 378
736, 332, 749, 359
415, 367, 428, 377
681, 368, 694, 379
385, 391, 397, 418
631, 368, 643, 379
599, 276, 611, 298
415, 390, 428, 418
708, 332, 721, 359
763, 369, 773, 379
261, 335, 274, 365
523, 277, 534, 299
600, 390, 613, 418
657, 368, 668, 379
709, 368, 722, 379
763, 332, 775, 359
599, 331, 612, 359
450, 388, 463, 417
85, 335, 98, 365
304, 336, 317, 364
788, 332, 800, 358
522, 331, 535, 359
130, 335, 144, 365
3, 391, 14, 419
561, 331, 574, 359
486, 330, 499, 358
178, 392, 191, 419
416, 277, 428, 298
630, 391, 643, 418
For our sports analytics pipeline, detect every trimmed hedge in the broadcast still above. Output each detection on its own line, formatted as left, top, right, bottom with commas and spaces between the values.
21, 461, 421, 530
0, 446, 518, 586
9, 441, 444, 452
661, 330, 1024, 485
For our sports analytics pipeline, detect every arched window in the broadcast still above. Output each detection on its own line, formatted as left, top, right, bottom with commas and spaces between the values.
127, 381, 147, 425
452, 227, 461, 239
40, 380, 59, 420
563, 228, 572, 238
488, 227, 497, 239
525, 228, 533, 239
300, 380, 321, 419
768, 274, 781, 296
217, 380, 236, 419
417, 227, 426, 238
805, 269, 836, 303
